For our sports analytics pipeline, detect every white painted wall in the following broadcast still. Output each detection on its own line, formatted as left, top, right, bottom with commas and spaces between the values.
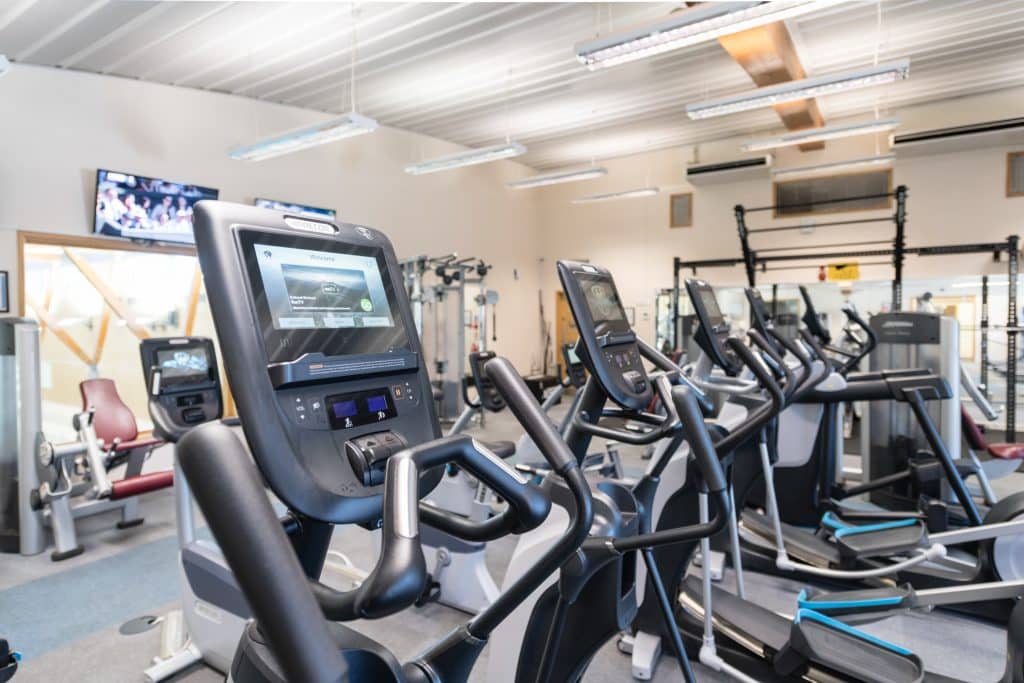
0, 65, 547, 371
536, 87, 1024, 345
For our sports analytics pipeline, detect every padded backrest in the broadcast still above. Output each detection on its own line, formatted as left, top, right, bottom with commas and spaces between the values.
960, 405, 988, 451
80, 378, 139, 445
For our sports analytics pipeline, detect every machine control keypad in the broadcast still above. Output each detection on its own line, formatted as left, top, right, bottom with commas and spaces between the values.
345, 431, 408, 486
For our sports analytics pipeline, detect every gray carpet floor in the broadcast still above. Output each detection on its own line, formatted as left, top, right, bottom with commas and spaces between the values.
3, 403, 1020, 682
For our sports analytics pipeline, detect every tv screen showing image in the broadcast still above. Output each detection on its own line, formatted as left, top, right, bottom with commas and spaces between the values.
94, 169, 219, 245
254, 197, 336, 221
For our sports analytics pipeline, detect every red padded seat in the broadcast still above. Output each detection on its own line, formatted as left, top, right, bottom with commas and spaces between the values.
79, 378, 163, 450
961, 406, 1024, 460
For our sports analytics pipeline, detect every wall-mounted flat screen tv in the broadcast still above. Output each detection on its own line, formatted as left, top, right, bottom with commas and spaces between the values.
94, 169, 219, 245
254, 197, 336, 221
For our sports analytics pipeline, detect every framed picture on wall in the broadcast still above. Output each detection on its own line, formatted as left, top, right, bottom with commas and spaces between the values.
0, 271, 8, 313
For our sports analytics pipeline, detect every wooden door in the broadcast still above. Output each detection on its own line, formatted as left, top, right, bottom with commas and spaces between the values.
555, 291, 578, 355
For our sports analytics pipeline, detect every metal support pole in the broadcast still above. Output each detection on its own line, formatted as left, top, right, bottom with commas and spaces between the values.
771, 284, 778, 319
1007, 235, 1019, 439
891, 185, 908, 311
735, 204, 756, 287
672, 258, 681, 351
981, 275, 989, 398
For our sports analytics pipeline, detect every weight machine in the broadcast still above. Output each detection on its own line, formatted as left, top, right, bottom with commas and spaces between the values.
401, 254, 499, 422
670, 185, 1021, 438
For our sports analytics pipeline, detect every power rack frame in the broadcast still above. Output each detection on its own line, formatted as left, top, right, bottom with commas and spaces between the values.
670, 185, 1021, 437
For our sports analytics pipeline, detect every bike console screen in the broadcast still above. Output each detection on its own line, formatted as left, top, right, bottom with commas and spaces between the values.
196, 204, 441, 524
557, 261, 650, 411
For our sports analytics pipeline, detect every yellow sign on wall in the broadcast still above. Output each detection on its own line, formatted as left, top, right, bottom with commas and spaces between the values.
827, 262, 860, 281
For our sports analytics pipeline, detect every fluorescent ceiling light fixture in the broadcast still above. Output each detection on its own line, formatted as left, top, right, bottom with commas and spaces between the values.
575, 1, 838, 70
229, 112, 378, 162
572, 187, 659, 204
507, 166, 608, 189
741, 117, 901, 152
687, 59, 910, 120
772, 154, 895, 179
404, 142, 526, 175
0, 55, 9, 78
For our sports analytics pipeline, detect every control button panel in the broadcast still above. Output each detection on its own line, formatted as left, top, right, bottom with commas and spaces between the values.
601, 343, 648, 396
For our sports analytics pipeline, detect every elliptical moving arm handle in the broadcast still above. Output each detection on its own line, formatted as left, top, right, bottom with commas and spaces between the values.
709, 338, 785, 456
748, 329, 797, 403
838, 306, 878, 373
177, 423, 347, 683
636, 337, 715, 416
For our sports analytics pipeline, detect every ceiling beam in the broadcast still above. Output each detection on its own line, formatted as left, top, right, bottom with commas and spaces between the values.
718, 21, 825, 151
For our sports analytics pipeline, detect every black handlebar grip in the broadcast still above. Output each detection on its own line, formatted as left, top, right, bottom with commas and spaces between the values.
670, 385, 727, 494
799, 327, 830, 364
769, 328, 811, 368
636, 337, 715, 416
726, 337, 784, 414
177, 423, 346, 683
347, 453, 428, 618
842, 307, 878, 353
485, 357, 577, 474
747, 329, 796, 402
414, 435, 551, 534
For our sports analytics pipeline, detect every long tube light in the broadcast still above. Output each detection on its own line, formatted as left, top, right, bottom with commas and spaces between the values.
687, 59, 910, 120
404, 142, 526, 175
575, 1, 838, 71
572, 187, 659, 204
741, 118, 901, 152
230, 112, 378, 161
772, 154, 895, 179
507, 166, 608, 189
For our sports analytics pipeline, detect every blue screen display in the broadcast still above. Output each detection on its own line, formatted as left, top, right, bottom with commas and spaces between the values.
366, 395, 389, 413
332, 400, 358, 419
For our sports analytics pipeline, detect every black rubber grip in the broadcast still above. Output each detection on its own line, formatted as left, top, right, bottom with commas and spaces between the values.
727, 337, 784, 412
177, 423, 346, 683
411, 435, 551, 534
671, 385, 727, 493
748, 329, 796, 402
485, 357, 577, 474
799, 327, 830, 364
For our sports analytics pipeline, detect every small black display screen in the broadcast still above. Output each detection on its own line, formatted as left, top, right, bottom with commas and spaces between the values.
326, 388, 397, 430
156, 346, 210, 384
578, 274, 629, 326
698, 288, 725, 326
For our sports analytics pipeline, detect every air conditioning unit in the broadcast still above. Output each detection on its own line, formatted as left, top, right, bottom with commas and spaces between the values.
686, 155, 772, 186
891, 117, 1024, 157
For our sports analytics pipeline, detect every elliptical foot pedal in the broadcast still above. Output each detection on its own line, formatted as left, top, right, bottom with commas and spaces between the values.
821, 512, 926, 560
796, 585, 915, 617
775, 608, 923, 683
117, 518, 145, 529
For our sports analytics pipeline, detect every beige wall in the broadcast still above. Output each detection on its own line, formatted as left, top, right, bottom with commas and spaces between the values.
0, 65, 547, 372
536, 87, 1024, 344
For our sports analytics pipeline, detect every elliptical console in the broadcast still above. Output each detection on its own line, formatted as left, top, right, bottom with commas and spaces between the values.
556, 261, 650, 410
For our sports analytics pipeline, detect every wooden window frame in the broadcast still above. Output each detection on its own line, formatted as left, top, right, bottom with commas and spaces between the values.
669, 192, 693, 228
16, 230, 195, 316
1008, 151, 1024, 198
772, 168, 893, 219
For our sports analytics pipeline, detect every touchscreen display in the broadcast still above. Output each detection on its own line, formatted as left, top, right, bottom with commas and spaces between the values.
254, 243, 396, 330
699, 289, 725, 326
579, 275, 628, 326
156, 347, 209, 379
